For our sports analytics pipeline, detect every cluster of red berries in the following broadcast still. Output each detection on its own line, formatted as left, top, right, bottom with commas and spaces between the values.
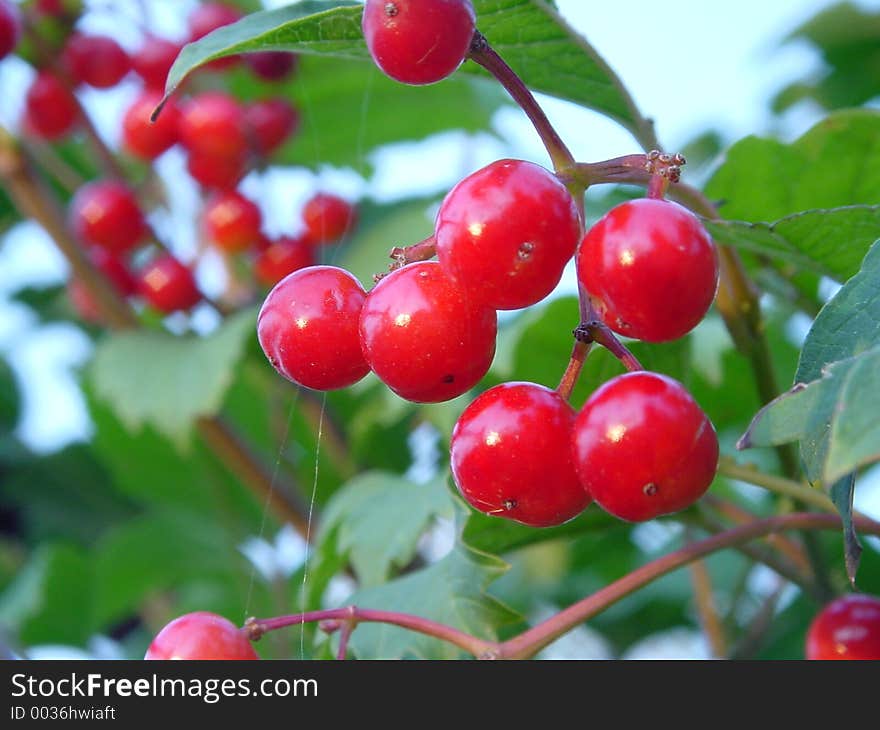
6, 0, 358, 321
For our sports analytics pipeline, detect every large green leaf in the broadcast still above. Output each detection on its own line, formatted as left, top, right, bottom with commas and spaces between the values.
705, 110, 880, 280
317, 472, 454, 587
165, 0, 644, 139
89, 308, 257, 448
343, 545, 517, 659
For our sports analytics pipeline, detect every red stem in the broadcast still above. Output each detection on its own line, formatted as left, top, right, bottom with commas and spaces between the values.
575, 321, 643, 372
556, 340, 592, 401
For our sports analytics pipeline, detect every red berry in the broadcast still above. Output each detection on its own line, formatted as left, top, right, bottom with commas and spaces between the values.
68, 248, 136, 323
137, 254, 202, 313
362, 0, 476, 85
69, 180, 147, 254
132, 35, 181, 90
301, 193, 356, 244
254, 235, 314, 287
188, 2, 242, 70
23, 71, 79, 140
257, 265, 370, 391
246, 98, 299, 156
186, 150, 248, 190
122, 91, 180, 160
435, 159, 581, 310
451, 382, 591, 527
245, 51, 298, 81
179, 91, 248, 160
578, 198, 719, 343
202, 190, 262, 254
806, 594, 880, 660
0, 0, 21, 61
62, 33, 130, 89
359, 261, 496, 403
145, 612, 258, 660
572, 371, 718, 522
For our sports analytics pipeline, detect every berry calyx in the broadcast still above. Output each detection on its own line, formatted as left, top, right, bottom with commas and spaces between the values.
359, 261, 497, 402
257, 265, 370, 391
435, 159, 581, 310
122, 91, 180, 160
362, 0, 476, 85
451, 382, 591, 527
245, 51, 298, 81
179, 91, 248, 161
202, 190, 262, 254
577, 198, 719, 343
23, 71, 79, 140
62, 33, 130, 89
0, 0, 21, 62
246, 98, 299, 157
806, 594, 880, 660
132, 35, 181, 90
137, 254, 202, 313
254, 235, 314, 287
301, 193, 357, 244
69, 180, 147, 254
571, 371, 718, 522
145, 612, 259, 660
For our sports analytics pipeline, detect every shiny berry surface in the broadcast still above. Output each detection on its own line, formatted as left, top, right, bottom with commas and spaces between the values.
451, 382, 591, 527
301, 193, 356, 244
257, 266, 369, 391
435, 159, 581, 310
246, 51, 298, 81
202, 191, 262, 254
62, 33, 130, 89
246, 99, 299, 156
137, 254, 202, 314
132, 36, 181, 90
122, 91, 180, 160
359, 261, 496, 403
69, 180, 146, 253
806, 594, 880, 660
0, 0, 21, 61
179, 91, 248, 160
23, 72, 79, 140
578, 198, 719, 343
254, 236, 314, 287
362, 0, 476, 85
145, 612, 258, 660
572, 371, 718, 522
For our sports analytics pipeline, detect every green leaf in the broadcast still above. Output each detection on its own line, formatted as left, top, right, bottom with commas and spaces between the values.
89, 307, 257, 448
343, 545, 517, 659
704, 206, 880, 282
318, 472, 454, 587
166, 1, 643, 139
830, 475, 861, 586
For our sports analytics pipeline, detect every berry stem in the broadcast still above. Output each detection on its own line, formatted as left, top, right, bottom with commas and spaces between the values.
717, 456, 839, 514
556, 340, 592, 401
378, 235, 437, 281
574, 320, 643, 372
687, 548, 727, 658
467, 32, 574, 173
646, 173, 668, 200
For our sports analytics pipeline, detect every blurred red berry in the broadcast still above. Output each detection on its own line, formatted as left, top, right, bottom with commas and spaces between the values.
245, 51, 298, 81
69, 180, 147, 254
254, 235, 315, 286
62, 33, 130, 89
132, 35, 181, 91
23, 71, 79, 140
0, 0, 21, 61
137, 254, 202, 313
246, 98, 299, 156
302, 193, 357, 244
122, 91, 180, 160
179, 91, 248, 160
188, 2, 242, 70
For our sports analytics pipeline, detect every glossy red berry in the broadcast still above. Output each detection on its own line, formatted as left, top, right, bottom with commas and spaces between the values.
137, 254, 202, 313
202, 191, 262, 254
254, 235, 314, 287
435, 159, 581, 310
572, 371, 718, 523
246, 98, 299, 156
301, 193, 357, 244
188, 2, 241, 70
362, 0, 476, 85
578, 198, 719, 343
68, 248, 136, 323
451, 382, 591, 527
245, 51, 298, 81
23, 72, 79, 140
186, 150, 247, 190
132, 36, 181, 90
806, 594, 880, 660
62, 33, 130, 89
0, 0, 21, 61
179, 91, 248, 160
257, 266, 370, 391
69, 180, 147, 254
145, 612, 258, 660
122, 91, 180, 160
359, 261, 496, 402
